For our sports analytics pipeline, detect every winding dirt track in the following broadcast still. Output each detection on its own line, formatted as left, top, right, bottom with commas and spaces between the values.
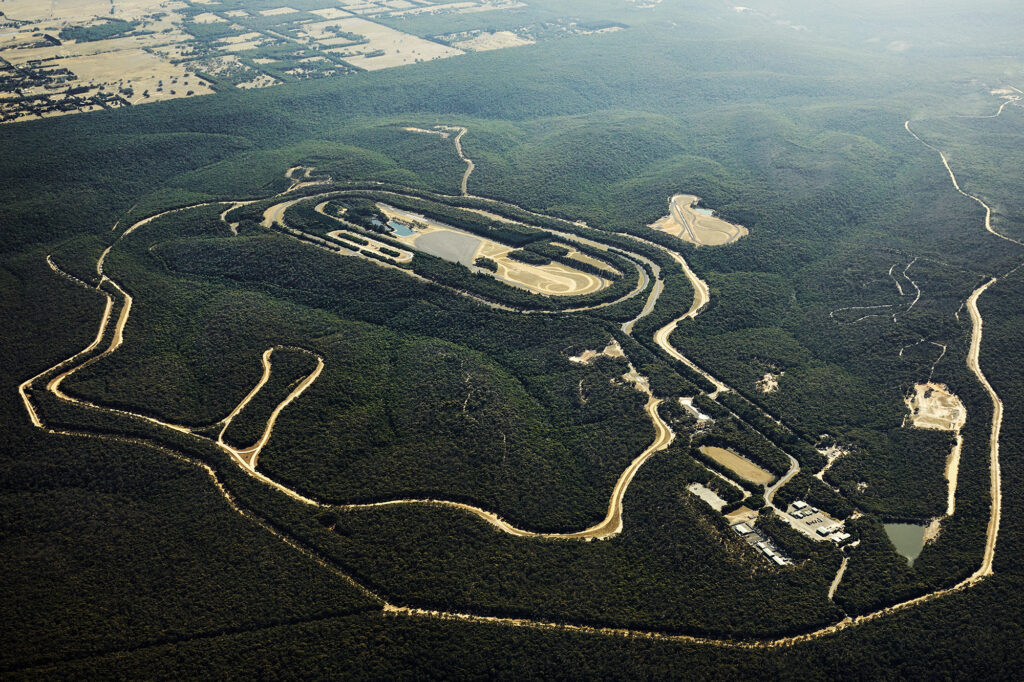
440, 125, 475, 196
16, 113, 1014, 648
641, 242, 730, 397
905, 120, 1024, 248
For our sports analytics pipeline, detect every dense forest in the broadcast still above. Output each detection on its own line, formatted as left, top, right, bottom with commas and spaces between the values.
2, 0, 1024, 676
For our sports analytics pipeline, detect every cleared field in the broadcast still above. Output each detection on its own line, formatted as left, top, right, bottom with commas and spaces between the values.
569, 340, 625, 365
259, 7, 299, 17
0, 0, 175, 23
687, 482, 727, 511
699, 445, 775, 486
905, 382, 967, 430
311, 8, 352, 19
649, 194, 748, 246
323, 17, 463, 70
379, 204, 611, 296
454, 31, 535, 52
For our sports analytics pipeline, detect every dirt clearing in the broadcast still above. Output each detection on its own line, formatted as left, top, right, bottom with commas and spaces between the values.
699, 445, 775, 486
904, 382, 966, 430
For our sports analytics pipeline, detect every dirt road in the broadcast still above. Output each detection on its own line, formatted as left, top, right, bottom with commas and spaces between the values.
965, 278, 1001, 577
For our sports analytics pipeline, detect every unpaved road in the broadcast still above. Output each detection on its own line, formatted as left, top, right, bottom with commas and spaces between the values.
905, 120, 1024, 248
828, 557, 848, 601
439, 125, 474, 195
216, 347, 324, 469
965, 278, 1001, 577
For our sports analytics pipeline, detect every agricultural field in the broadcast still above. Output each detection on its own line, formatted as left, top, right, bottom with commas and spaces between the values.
2, 0, 1024, 678
0, 0, 616, 123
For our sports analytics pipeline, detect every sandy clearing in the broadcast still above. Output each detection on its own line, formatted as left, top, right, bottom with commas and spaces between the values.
403, 126, 450, 138
724, 505, 757, 526
700, 445, 775, 486
904, 382, 966, 431
757, 371, 782, 393
453, 31, 534, 52
650, 194, 748, 247
569, 339, 625, 365
813, 444, 847, 488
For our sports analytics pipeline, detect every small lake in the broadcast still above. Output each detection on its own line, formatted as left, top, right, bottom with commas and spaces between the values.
884, 523, 926, 565
388, 220, 415, 237
694, 207, 715, 216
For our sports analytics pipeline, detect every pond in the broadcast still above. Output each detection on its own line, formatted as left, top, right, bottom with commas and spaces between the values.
694, 207, 715, 216
388, 220, 415, 237
884, 523, 926, 565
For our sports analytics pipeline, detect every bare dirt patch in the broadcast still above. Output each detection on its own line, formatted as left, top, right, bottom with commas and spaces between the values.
904, 382, 966, 431
453, 30, 534, 52
569, 340, 624, 365
724, 505, 757, 526
757, 371, 783, 393
321, 17, 463, 70
699, 445, 775, 486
